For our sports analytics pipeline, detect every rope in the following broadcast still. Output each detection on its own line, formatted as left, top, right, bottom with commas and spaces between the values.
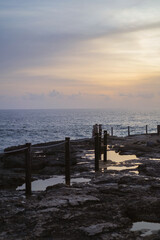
2, 147, 28, 154
31, 141, 65, 150
0, 137, 92, 154
71, 138, 92, 143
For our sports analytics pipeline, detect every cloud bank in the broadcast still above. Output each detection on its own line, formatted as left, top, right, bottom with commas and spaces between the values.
0, 0, 160, 109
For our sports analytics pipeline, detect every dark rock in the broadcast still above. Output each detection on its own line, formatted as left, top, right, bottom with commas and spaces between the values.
147, 141, 155, 147
2, 136, 160, 239
138, 162, 160, 177
3, 154, 25, 168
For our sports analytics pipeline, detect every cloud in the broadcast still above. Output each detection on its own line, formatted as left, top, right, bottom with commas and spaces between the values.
99, 94, 111, 100
119, 92, 154, 99
0, 31, 83, 74
49, 90, 61, 97
0, 0, 159, 76
0, 89, 159, 110
0, 90, 113, 109
137, 93, 154, 99
97, 21, 160, 40
1, 0, 160, 109
0, 95, 5, 99
23, 93, 45, 101
119, 93, 132, 97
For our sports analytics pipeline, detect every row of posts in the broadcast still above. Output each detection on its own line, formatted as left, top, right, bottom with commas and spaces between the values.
23, 133, 107, 196
94, 125, 160, 171
16, 138, 71, 196
110, 125, 160, 136
94, 131, 108, 172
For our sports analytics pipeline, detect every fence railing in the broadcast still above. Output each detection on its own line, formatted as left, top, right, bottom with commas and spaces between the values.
108, 125, 160, 137
0, 137, 92, 196
1, 125, 160, 196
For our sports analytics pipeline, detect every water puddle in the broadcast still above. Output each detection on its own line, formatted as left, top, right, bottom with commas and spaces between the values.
83, 149, 138, 163
131, 221, 160, 237
107, 165, 138, 171
83, 148, 139, 173
77, 161, 90, 165
149, 158, 160, 161
131, 171, 139, 174
82, 151, 95, 160
33, 150, 46, 158
107, 150, 138, 162
17, 176, 91, 191
101, 165, 138, 173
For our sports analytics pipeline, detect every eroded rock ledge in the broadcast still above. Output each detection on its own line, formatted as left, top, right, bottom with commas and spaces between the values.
1, 134, 160, 239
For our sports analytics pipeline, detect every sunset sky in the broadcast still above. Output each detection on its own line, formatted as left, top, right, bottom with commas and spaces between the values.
0, 0, 160, 109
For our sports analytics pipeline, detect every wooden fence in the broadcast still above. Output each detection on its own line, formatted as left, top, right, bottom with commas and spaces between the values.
1, 124, 160, 196
109, 125, 160, 137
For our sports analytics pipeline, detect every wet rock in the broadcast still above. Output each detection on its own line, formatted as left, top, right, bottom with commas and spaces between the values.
32, 158, 48, 171
138, 162, 160, 177
3, 154, 25, 169
79, 222, 118, 236
68, 195, 100, 206
2, 135, 160, 239
126, 197, 160, 222
147, 141, 155, 147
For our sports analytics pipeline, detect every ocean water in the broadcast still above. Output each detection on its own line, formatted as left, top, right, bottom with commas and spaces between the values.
0, 109, 160, 151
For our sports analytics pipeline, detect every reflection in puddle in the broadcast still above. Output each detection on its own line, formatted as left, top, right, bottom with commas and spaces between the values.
83, 148, 139, 174
149, 158, 160, 161
17, 176, 90, 191
107, 151, 138, 162
107, 165, 138, 171
71, 177, 90, 184
34, 151, 46, 158
101, 166, 138, 173
83, 149, 138, 163
131, 221, 160, 237
131, 171, 139, 174
83, 152, 94, 160
77, 162, 90, 165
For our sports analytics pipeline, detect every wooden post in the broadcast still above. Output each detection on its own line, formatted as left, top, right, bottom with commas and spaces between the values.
99, 124, 102, 138
99, 134, 101, 160
157, 125, 160, 135
103, 131, 107, 162
95, 133, 99, 172
128, 126, 130, 136
111, 127, 113, 136
146, 125, 148, 134
65, 137, 70, 186
25, 143, 31, 196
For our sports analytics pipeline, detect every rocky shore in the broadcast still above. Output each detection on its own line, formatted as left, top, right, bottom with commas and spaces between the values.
1, 134, 160, 239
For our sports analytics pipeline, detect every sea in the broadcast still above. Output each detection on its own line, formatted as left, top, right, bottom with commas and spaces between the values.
0, 109, 160, 151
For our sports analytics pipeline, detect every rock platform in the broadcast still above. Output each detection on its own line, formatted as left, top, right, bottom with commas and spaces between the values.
1, 134, 160, 239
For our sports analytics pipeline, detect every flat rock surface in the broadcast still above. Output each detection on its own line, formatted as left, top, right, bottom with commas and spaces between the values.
1, 134, 160, 239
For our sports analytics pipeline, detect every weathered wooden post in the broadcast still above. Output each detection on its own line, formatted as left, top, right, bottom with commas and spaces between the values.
128, 126, 130, 136
65, 137, 70, 186
99, 124, 102, 137
146, 125, 148, 135
25, 143, 32, 196
95, 133, 99, 172
103, 131, 107, 162
157, 125, 160, 135
111, 127, 113, 136
99, 133, 101, 160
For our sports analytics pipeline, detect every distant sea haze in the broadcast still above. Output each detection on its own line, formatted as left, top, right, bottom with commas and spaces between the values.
0, 109, 159, 150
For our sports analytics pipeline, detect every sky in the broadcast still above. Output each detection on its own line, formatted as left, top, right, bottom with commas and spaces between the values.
0, 0, 160, 109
